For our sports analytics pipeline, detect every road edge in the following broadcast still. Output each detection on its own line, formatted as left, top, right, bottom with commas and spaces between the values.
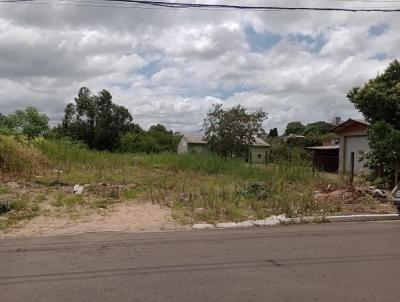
192, 213, 400, 230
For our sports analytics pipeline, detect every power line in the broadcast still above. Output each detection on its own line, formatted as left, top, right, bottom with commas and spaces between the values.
1, 0, 400, 12
97, 0, 400, 11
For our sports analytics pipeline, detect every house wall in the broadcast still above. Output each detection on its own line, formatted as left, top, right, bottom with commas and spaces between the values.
177, 137, 188, 154
249, 147, 269, 164
339, 134, 370, 173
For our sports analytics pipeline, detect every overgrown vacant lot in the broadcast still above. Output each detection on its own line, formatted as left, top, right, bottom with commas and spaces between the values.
0, 136, 396, 234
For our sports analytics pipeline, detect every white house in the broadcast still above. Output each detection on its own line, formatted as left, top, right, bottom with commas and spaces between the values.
177, 133, 271, 164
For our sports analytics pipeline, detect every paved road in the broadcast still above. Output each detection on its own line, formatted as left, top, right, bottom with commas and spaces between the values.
1, 221, 400, 302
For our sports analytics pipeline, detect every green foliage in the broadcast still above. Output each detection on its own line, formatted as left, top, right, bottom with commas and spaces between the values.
361, 121, 400, 185
284, 121, 334, 148
303, 121, 334, 136
203, 104, 267, 157
90, 198, 114, 209
286, 136, 322, 148
0, 135, 48, 176
347, 60, 400, 185
36, 138, 133, 169
119, 126, 179, 153
62, 87, 134, 151
269, 143, 311, 164
3, 107, 49, 140
284, 121, 305, 135
268, 128, 278, 137
0, 198, 40, 230
0, 185, 8, 194
53, 194, 84, 208
347, 59, 400, 127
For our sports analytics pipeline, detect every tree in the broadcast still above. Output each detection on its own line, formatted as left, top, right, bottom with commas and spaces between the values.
61, 87, 133, 150
347, 60, 400, 184
203, 104, 267, 157
118, 124, 179, 154
6, 106, 49, 140
268, 128, 278, 137
303, 121, 334, 136
149, 124, 169, 134
361, 121, 400, 184
284, 122, 305, 136
347, 60, 400, 128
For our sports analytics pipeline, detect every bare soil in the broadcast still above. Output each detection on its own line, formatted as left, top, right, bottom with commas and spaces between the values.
0, 202, 186, 238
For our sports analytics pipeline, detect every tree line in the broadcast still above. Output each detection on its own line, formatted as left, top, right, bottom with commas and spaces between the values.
0, 87, 180, 153
2, 58, 399, 185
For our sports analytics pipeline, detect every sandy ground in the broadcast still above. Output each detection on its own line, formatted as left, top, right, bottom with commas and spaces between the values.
0, 202, 186, 238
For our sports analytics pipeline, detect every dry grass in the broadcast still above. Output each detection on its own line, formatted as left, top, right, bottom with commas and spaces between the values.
0, 137, 396, 230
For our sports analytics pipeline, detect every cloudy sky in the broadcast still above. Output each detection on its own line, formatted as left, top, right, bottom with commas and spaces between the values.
0, 0, 399, 133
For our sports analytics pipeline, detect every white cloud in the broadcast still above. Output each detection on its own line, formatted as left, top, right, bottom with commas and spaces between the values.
0, 1, 399, 133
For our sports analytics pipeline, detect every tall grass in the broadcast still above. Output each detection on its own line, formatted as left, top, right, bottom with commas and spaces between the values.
36, 139, 134, 169
0, 135, 48, 176
33, 138, 328, 223
37, 139, 316, 182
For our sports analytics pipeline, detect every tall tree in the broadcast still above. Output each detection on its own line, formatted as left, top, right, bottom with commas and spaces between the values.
303, 121, 334, 136
348, 59, 400, 128
284, 122, 305, 136
62, 87, 133, 150
268, 128, 278, 137
203, 104, 267, 157
347, 59, 400, 184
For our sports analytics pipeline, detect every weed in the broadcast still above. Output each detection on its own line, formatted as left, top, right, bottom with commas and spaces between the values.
0, 198, 40, 229
122, 187, 140, 199
0, 184, 9, 194
0, 135, 48, 176
90, 198, 115, 209
53, 193, 84, 208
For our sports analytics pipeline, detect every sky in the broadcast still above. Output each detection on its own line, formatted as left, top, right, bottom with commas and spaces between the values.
0, 0, 399, 134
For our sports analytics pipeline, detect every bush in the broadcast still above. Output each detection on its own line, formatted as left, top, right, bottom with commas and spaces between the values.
269, 143, 311, 164
0, 135, 48, 176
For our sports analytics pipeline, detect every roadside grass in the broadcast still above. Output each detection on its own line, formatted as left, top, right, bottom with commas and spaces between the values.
34, 139, 334, 222
52, 193, 85, 208
0, 198, 40, 230
0, 135, 48, 177
0, 184, 9, 194
3, 137, 389, 229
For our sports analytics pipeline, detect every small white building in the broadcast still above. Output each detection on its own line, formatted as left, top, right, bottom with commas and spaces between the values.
332, 119, 370, 174
177, 133, 271, 164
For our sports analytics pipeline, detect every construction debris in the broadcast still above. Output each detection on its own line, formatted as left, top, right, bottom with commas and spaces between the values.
73, 184, 84, 194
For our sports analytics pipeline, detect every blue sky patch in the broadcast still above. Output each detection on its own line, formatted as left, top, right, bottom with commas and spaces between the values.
138, 60, 161, 78
369, 52, 389, 61
369, 23, 389, 37
288, 33, 327, 53
245, 26, 282, 53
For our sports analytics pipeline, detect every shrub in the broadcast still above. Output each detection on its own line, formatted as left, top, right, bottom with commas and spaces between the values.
0, 135, 48, 176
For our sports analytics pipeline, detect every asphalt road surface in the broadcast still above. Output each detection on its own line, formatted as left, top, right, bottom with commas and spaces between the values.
1, 221, 400, 302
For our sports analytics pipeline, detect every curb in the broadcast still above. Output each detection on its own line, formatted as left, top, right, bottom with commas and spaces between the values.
325, 213, 400, 223
192, 214, 400, 230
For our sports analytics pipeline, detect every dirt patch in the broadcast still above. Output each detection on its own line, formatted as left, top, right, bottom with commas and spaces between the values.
314, 185, 397, 215
0, 202, 186, 238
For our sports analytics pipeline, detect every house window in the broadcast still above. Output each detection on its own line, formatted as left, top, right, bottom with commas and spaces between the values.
258, 154, 262, 159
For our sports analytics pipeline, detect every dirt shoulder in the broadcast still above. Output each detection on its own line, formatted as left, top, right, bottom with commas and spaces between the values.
0, 176, 397, 238
0, 202, 186, 238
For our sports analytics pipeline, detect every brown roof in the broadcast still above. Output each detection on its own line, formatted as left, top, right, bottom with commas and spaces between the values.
182, 133, 270, 147
331, 118, 370, 133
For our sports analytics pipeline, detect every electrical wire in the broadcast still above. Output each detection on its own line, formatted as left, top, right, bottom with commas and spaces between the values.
1, 0, 400, 12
